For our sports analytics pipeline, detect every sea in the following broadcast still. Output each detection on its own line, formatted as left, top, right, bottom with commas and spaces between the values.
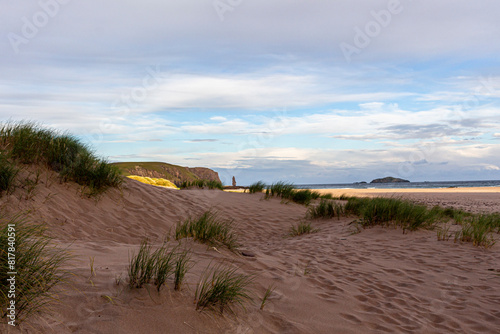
295, 180, 500, 190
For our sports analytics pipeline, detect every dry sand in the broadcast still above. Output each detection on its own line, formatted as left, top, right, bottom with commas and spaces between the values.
2, 174, 500, 333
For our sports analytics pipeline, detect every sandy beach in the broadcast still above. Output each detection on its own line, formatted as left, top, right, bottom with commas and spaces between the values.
2, 175, 500, 333
314, 187, 500, 214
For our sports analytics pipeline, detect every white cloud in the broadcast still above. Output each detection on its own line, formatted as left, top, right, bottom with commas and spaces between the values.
483, 164, 500, 171
210, 116, 227, 122
176, 104, 500, 141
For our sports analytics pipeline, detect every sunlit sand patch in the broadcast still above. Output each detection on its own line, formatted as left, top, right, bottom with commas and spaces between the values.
127, 175, 179, 189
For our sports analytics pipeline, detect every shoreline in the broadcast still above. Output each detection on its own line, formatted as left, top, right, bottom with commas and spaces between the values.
312, 186, 500, 195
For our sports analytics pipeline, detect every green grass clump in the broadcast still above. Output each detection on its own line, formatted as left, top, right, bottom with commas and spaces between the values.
345, 197, 438, 231
454, 215, 498, 248
195, 263, 253, 314
436, 224, 452, 241
128, 240, 157, 289
307, 199, 345, 219
179, 179, 224, 190
248, 181, 266, 194
289, 221, 318, 236
290, 189, 320, 205
338, 194, 353, 200
128, 240, 190, 291
483, 213, 500, 233
0, 215, 69, 322
175, 211, 239, 250
173, 249, 191, 291
431, 206, 473, 224
265, 181, 295, 199
264, 182, 321, 206
0, 154, 19, 195
154, 247, 176, 292
0, 122, 122, 196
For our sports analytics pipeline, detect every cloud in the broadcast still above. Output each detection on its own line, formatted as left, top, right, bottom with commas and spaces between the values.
381, 124, 481, 140
4, 1, 500, 63
184, 139, 218, 143
210, 116, 227, 122
483, 164, 500, 171
175, 103, 499, 143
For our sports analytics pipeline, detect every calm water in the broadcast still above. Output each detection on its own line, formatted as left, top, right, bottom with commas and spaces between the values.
296, 180, 500, 190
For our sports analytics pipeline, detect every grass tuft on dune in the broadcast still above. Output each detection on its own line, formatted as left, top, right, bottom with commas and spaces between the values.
0, 121, 122, 196
175, 211, 239, 250
263, 181, 322, 206
0, 154, 18, 195
0, 214, 70, 322
344, 197, 438, 232
179, 179, 224, 190
195, 262, 253, 314
248, 181, 266, 194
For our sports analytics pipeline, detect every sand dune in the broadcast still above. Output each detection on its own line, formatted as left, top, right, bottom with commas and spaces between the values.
2, 174, 500, 333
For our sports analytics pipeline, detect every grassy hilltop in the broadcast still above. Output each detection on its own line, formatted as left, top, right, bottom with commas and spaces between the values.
112, 162, 221, 186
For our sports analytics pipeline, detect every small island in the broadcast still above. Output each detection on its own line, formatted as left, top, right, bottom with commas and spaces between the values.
370, 176, 410, 184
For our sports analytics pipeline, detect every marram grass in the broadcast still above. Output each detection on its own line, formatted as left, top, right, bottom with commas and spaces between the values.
175, 211, 239, 250
307, 199, 344, 219
248, 181, 266, 194
0, 121, 122, 196
309, 195, 499, 248
344, 196, 439, 232
128, 240, 191, 291
289, 221, 318, 237
454, 214, 498, 248
263, 181, 320, 206
195, 262, 254, 314
0, 154, 18, 195
0, 214, 70, 322
179, 179, 223, 190
260, 284, 276, 310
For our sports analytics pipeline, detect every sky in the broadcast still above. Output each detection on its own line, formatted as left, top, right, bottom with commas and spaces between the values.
1, 0, 500, 185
